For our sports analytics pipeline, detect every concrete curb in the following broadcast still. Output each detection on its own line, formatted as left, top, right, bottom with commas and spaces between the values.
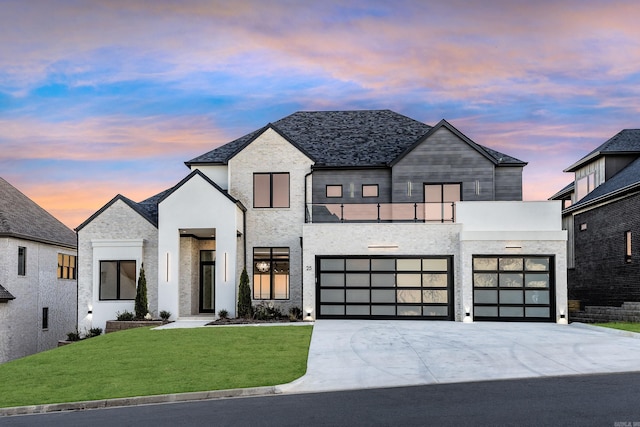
570, 322, 640, 339
0, 386, 278, 417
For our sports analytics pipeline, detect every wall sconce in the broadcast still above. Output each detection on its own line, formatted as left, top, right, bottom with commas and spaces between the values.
463, 306, 472, 323
87, 310, 93, 315
166, 252, 170, 282
304, 307, 313, 321
558, 308, 568, 325
224, 252, 228, 282
505, 244, 522, 249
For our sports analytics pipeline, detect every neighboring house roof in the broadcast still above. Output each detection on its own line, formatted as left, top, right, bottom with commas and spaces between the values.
549, 182, 574, 201
0, 284, 15, 302
186, 110, 525, 168
0, 177, 76, 248
77, 170, 245, 232
564, 129, 640, 172
565, 157, 640, 212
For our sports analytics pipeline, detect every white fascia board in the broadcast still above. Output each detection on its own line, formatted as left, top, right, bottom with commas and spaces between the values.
91, 239, 145, 248
459, 230, 568, 241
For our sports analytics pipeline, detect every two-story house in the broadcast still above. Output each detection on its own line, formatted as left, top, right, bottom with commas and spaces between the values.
77, 110, 567, 331
0, 178, 78, 364
551, 130, 640, 309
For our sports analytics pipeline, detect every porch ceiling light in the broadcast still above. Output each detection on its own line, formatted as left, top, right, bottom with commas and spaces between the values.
256, 261, 270, 273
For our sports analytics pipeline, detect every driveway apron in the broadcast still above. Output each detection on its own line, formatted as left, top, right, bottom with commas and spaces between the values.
278, 320, 640, 393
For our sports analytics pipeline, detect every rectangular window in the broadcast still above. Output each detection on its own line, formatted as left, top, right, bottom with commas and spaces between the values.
42, 307, 49, 330
424, 183, 461, 222
18, 246, 26, 276
253, 247, 289, 300
254, 173, 289, 208
326, 185, 342, 198
626, 231, 632, 263
99, 260, 137, 300
362, 184, 379, 198
576, 172, 596, 201
57, 254, 77, 279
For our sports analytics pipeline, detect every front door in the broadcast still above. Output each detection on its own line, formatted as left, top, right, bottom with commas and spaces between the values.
200, 250, 215, 313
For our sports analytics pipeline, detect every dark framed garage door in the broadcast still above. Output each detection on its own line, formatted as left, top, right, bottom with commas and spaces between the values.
317, 256, 453, 320
473, 255, 555, 322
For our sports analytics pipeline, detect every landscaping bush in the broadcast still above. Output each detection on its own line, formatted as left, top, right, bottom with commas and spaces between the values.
85, 327, 103, 338
218, 309, 229, 319
159, 310, 171, 321
253, 302, 283, 321
116, 310, 135, 321
289, 306, 303, 321
237, 267, 252, 318
134, 263, 149, 320
66, 331, 81, 341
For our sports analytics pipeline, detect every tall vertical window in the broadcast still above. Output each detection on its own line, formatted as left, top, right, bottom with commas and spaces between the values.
42, 307, 49, 330
576, 172, 596, 201
424, 183, 461, 222
626, 231, 632, 263
254, 173, 290, 208
58, 254, 77, 279
253, 247, 290, 300
99, 260, 137, 300
18, 246, 26, 276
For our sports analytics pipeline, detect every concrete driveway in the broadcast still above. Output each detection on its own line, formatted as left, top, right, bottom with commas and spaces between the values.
278, 320, 640, 393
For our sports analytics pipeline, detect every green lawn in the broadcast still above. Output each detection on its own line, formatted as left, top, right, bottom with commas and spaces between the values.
595, 322, 640, 333
0, 325, 312, 408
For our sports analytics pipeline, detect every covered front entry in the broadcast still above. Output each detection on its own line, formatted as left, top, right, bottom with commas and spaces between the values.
472, 255, 555, 322
316, 256, 453, 320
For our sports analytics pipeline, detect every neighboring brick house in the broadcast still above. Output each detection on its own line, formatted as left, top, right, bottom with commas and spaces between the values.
77, 110, 567, 331
551, 130, 640, 308
0, 178, 77, 364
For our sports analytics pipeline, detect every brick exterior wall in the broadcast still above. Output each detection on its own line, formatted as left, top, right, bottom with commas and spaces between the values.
228, 128, 313, 315
569, 193, 640, 306
0, 237, 77, 364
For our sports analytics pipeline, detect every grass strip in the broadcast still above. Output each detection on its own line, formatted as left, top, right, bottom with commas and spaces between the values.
595, 322, 640, 333
0, 325, 312, 408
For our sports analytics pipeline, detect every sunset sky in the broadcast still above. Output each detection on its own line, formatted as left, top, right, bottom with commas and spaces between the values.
2, 0, 640, 229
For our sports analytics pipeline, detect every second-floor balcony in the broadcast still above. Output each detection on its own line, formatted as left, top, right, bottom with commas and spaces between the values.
306, 202, 456, 223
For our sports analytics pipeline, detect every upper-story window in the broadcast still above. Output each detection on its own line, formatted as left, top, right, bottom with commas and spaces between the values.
326, 185, 342, 198
425, 183, 460, 222
362, 184, 379, 198
58, 254, 77, 280
18, 246, 26, 276
576, 172, 596, 201
254, 173, 289, 208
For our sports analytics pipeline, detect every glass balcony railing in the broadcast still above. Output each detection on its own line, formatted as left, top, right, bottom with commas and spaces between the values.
305, 202, 456, 223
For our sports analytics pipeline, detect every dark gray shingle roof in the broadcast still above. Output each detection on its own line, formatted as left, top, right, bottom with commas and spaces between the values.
571, 157, 640, 209
0, 284, 15, 301
0, 178, 76, 248
565, 129, 640, 172
186, 110, 525, 168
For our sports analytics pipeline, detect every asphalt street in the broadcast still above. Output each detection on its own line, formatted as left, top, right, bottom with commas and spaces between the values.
3, 372, 640, 427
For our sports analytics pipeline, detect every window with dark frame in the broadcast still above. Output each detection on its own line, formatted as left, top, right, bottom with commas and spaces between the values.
18, 246, 26, 276
253, 247, 289, 300
253, 173, 290, 208
424, 183, 461, 222
99, 260, 137, 300
42, 307, 49, 330
58, 254, 77, 279
626, 231, 632, 263
326, 185, 342, 198
362, 184, 379, 198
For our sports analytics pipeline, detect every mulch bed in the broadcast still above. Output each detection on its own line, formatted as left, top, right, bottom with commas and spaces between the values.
206, 317, 302, 325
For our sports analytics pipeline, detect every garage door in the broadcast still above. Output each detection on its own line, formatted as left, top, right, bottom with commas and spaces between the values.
317, 256, 453, 319
473, 256, 555, 322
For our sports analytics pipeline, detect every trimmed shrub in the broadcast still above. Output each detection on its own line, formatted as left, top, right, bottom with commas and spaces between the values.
237, 268, 252, 318
86, 327, 103, 338
218, 309, 229, 319
134, 263, 149, 320
159, 310, 171, 321
116, 310, 135, 321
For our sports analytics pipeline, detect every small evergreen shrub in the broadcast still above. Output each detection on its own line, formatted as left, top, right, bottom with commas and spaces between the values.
135, 263, 149, 320
237, 268, 253, 318
218, 309, 229, 319
116, 310, 135, 321
253, 302, 283, 321
66, 331, 81, 341
289, 306, 303, 321
159, 310, 171, 321
86, 327, 103, 338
